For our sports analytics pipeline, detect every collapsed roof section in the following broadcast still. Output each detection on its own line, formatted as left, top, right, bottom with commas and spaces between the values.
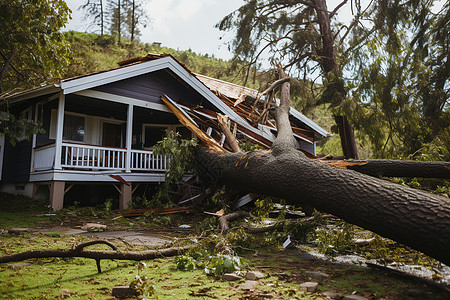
117, 54, 330, 156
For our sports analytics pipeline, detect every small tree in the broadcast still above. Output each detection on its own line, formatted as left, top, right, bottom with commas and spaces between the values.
107, 0, 124, 43
79, 0, 106, 36
125, 0, 150, 42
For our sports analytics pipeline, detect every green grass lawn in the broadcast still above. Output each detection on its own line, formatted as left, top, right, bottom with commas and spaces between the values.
0, 192, 449, 299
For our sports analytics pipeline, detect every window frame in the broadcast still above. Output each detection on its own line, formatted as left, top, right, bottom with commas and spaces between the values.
62, 112, 86, 143
18, 107, 33, 142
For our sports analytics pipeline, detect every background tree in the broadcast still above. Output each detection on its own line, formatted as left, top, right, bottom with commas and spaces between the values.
79, 0, 105, 36
108, 0, 124, 43
106, 0, 149, 43
125, 0, 150, 42
347, 0, 449, 158
217, 0, 359, 158
0, 0, 71, 144
217, 0, 448, 159
0, 0, 71, 94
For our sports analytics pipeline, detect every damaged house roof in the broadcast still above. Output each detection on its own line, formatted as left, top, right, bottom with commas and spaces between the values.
4, 53, 330, 156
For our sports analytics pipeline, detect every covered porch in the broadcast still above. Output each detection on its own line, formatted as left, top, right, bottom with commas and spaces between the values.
29, 90, 181, 210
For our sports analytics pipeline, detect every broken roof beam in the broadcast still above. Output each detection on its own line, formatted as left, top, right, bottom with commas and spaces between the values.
161, 95, 227, 153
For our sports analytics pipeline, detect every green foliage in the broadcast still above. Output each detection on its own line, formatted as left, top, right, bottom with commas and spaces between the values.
253, 197, 274, 219
219, 0, 449, 159
175, 255, 200, 272
0, 0, 71, 93
175, 248, 242, 276
347, 1, 449, 158
206, 254, 242, 276
239, 142, 263, 152
409, 134, 450, 162
0, 0, 70, 144
130, 274, 157, 298
316, 222, 356, 256
63, 31, 148, 77
152, 130, 198, 204
0, 114, 45, 146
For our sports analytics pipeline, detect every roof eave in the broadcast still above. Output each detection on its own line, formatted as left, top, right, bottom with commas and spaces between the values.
5, 84, 61, 104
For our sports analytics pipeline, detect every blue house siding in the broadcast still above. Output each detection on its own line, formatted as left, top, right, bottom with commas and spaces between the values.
93, 69, 217, 111
2, 138, 32, 183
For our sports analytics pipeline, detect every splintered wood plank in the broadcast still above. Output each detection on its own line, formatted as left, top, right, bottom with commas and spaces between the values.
319, 160, 369, 169
161, 95, 227, 153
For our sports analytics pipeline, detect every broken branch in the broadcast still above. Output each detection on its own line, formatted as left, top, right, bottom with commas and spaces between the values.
217, 113, 242, 153
250, 76, 290, 118
320, 159, 450, 179
0, 240, 196, 273
219, 211, 250, 235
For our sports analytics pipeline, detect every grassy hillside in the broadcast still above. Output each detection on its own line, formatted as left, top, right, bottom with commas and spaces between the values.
64, 31, 266, 89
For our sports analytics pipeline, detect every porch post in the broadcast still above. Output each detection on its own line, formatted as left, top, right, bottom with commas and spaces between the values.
54, 92, 65, 170
119, 183, 132, 210
125, 104, 133, 172
50, 181, 65, 210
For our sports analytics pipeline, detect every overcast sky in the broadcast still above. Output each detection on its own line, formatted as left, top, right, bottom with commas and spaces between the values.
64, 1, 445, 60
64, 0, 362, 60
64, 0, 246, 59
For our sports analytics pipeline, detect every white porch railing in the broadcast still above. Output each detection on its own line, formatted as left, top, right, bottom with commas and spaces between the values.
61, 143, 127, 170
130, 149, 170, 171
33, 142, 169, 172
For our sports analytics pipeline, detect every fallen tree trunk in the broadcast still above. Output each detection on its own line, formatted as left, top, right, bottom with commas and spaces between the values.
320, 159, 450, 179
197, 149, 450, 264
195, 66, 450, 265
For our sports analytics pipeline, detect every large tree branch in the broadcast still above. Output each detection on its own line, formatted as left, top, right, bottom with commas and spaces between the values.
0, 240, 196, 273
217, 113, 241, 153
196, 149, 450, 265
271, 65, 296, 155
320, 159, 450, 179
329, 0, 348, 18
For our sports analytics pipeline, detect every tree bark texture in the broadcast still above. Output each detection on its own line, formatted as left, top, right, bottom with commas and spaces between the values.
337, 159, 450, 179
311, 0, 359, 159
196, 149, 450, 265
334, 115, 359, 159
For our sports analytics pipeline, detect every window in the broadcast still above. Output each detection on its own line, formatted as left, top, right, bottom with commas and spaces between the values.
63, 114, 85, 142
18, 107, 32, 141
175, 126, 193, 140
142, 124, 193, 148
143, 125, 168, 148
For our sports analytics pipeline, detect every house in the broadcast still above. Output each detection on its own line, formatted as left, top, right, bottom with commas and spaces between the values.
0, 54, 330, 210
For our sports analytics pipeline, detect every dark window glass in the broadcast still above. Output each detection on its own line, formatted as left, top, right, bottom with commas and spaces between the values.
63, 114, 85, 142
144, 126, 167, 147
176, 126, 192, 140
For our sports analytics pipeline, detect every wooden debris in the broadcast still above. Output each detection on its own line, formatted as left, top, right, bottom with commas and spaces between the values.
161, 95, 226, 153
122, 206, 191, 217
319, 160, 369, 169
0, 240, 197, 273
217, 113, 241, 153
